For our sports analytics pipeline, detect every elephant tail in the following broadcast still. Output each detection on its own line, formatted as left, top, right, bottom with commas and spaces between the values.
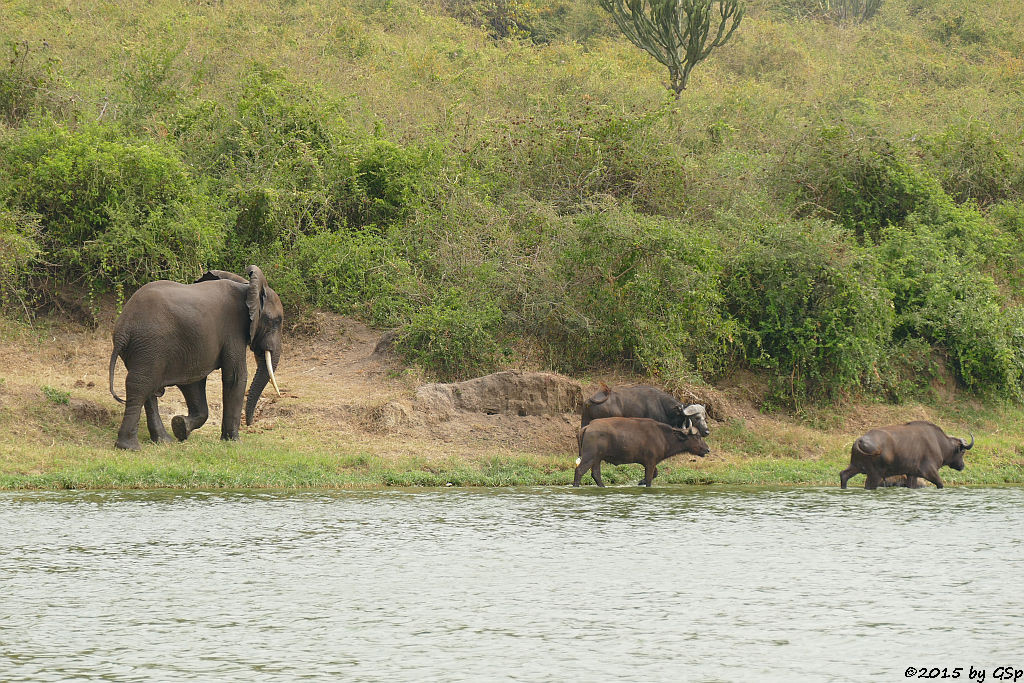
108, 348, 125, 404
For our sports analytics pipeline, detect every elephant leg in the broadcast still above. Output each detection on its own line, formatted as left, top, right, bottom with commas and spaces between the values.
171, 379, 209, 442
144, 393, 173, 444
221, 361, 246, 441
116, 372, 158, 450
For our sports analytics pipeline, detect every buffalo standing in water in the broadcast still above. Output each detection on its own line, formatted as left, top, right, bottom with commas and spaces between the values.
840, 421, 973, 490
574, 417, 710, 487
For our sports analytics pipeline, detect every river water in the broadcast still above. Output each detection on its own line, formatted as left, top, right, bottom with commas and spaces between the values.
1, 486, 1021, 682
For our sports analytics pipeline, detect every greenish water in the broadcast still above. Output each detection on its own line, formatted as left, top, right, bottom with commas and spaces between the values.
1, 486, 1022, 681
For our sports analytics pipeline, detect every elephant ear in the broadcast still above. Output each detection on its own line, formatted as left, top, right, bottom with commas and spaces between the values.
246, 265, 268, 343
195, 269, 248, 284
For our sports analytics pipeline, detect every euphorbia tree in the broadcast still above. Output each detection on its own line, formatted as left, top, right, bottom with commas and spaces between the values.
599, 0, 744, 97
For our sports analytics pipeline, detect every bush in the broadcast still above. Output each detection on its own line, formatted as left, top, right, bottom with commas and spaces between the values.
396, 287, 503, 380
512, 205, 736, 382
923, 121, 1020, 206
0, 40, 69, 126
281, 228, 420, 326
479, 100, 685, 215
0, 122, 225, 289
0, 206, 41, 314
174, 67, 431, 255
877, 223, 1024, 398
723, 221, 893, 406
784, 124, 955, 243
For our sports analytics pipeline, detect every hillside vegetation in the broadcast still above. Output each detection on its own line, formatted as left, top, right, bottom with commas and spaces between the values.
3, 0, 1024, 410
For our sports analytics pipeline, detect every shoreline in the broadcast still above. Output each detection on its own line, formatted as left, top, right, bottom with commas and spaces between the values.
2, 439, 1021, 491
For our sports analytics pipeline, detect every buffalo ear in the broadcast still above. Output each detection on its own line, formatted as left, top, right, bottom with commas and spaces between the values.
246, 265, 268, 342
195, 269, 247, 284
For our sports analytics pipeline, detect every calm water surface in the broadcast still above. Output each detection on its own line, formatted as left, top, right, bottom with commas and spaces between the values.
1, 486, 1022, 682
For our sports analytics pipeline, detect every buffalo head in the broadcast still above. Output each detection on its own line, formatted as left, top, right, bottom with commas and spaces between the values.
949, 432, 974, 471
673, 403, 710, 436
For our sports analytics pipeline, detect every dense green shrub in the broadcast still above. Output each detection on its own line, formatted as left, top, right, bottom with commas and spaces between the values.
279, 229, 420, 326
0, 206, 41, 314
923, 122, 1019, 206
785, 124, 954, 242
513, 205, 736, 381
877, 223, 1024, 398
396, 287, 503, 380
0, 123, 225, 289
723, 221, 892, 406
174, 67, 430, 256
479, 101, 685, 215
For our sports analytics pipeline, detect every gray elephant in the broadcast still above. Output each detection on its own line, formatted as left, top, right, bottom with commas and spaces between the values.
107, 266, 283, 450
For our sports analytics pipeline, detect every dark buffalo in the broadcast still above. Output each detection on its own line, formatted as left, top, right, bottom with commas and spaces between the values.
581, 384, 709, 436
574, 417, 710, 487
840, 421, 974, 490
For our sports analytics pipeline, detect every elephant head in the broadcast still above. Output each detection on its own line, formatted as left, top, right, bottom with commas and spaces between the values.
243, 265, 284, 425
196, 266, 284, 425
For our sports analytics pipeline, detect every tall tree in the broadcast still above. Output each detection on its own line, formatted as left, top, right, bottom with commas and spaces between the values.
599, 0, 744, 98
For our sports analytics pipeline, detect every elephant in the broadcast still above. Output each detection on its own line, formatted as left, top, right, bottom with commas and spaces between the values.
108, 266, 283, 450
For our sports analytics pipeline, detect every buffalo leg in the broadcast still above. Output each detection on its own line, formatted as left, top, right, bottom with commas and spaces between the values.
573, 456, 590, 487
172, 379, 209, 442
904, 476, 922, 489
591, 462, 604, 487
839, 465, 861, 489
864, 472, 883, 490
921, 469, 944, 489
144, 394, 173, 444
639, 466, 658, 487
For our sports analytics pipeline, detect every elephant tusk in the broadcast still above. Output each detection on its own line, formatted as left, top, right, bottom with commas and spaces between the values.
266, 349, 281, 396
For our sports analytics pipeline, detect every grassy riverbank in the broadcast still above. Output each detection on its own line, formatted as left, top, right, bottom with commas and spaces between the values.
2, 313, 1022, 490
8, 307, 1020, 494
3, 426, 1023, 490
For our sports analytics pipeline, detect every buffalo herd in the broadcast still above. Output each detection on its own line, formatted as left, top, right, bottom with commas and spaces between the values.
572, 384, 974, 490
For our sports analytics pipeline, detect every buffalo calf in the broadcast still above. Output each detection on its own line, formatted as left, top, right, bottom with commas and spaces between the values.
574, 417, 710, 488
840, 421, 973, 490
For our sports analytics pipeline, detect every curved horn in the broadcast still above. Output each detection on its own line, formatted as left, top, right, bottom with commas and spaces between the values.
266, 349, 280, 396
961, 432, 974, 450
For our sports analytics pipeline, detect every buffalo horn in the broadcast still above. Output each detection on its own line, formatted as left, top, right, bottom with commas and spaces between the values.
961, 432, 974, 450
266, 350, 281, 396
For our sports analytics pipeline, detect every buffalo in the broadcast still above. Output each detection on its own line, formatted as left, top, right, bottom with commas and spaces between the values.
581, 384, 709, 436
840, 421, 974, 490
574, 417, 710, 487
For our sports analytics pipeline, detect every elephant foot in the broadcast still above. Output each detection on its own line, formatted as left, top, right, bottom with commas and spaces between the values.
220, 433, 240, 442
115, 437, 141, 451
171, 416, 189, 442
151, 434, 174, 445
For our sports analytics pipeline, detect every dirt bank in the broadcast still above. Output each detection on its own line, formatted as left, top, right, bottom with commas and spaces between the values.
3, 310, 1013, 490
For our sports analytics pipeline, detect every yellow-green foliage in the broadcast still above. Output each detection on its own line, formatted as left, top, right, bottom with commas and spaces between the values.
2, 0, 1024, 402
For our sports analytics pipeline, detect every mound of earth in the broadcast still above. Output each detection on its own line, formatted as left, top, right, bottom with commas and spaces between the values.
415, 371, 583, 417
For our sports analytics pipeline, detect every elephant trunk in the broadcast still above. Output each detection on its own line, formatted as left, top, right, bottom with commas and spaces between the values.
245, 348, 280, 426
